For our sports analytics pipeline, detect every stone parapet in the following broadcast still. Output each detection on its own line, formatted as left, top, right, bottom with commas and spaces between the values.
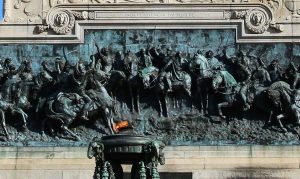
0, 146, 300, 178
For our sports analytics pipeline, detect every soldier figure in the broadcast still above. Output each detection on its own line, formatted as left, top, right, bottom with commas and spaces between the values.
2, 58, 17, 80
137, 48, 152, 70
95, 43, 113, 74
236, 50, 251, 69
190, 50, 211, 114
112, 51, 124, 72
252, 57, 271, 86
283, 62, 300, 89
205, 50, 223, 70
231, 55, 252, 111
151, 46, 173, 70
41, 61, 53, 76
72, 60, 92, 121
164, 51, 188, 82
122, 50, 137, 79
268, 59, 282, 83
18, 59, 34, 81
137, 48, 156, 88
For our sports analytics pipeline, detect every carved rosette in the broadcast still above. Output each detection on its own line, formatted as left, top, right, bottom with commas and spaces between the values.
245, 9, 270, 34
48, 9, 76, 34
232, 8, 282, 34
37, 8, 93, 34
89, 11, 96, 20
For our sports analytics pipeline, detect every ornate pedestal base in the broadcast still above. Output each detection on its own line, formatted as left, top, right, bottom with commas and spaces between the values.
87, 135, 165, 179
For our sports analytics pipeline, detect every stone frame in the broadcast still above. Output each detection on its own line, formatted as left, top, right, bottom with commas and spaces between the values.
1, 1, 300, 44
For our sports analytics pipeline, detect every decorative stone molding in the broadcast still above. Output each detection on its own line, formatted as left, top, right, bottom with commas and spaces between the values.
231, 8, 283, 34
48, 9, 76, 34
37, 9, 91, 34
39, 4, 277, 34
3, 0, 11, 22
0, 1, 299, 43
35, 4, 279, 39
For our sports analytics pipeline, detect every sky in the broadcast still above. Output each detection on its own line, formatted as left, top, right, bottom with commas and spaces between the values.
0, 0, 2, 19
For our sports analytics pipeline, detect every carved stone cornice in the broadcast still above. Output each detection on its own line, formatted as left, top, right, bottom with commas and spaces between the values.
0, 2, 300, 43
37, 4, 277, 34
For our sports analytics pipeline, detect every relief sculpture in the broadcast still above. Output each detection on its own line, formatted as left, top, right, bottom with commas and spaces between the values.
1, 0, 300, 146
0, 29, 299, 146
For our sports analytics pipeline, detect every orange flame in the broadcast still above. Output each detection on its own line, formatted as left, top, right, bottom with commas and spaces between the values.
113, 121, 130, 133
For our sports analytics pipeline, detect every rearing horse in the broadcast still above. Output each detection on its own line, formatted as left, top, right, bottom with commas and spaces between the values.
42, 80, 115, 140
0, 75, 31, 140
212, 70, 266, 119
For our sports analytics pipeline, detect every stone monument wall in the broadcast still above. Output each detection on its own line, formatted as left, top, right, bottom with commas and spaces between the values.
1, 146, 300, 179
0, 1, 300, 178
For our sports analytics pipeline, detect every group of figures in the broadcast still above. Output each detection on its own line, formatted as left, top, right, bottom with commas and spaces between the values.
0, 42, 300, 141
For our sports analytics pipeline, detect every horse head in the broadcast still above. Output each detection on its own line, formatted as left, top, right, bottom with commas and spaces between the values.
292, 89, 300, 124
211, 71, 223, 91
40, 71, 53, 84
137, 67, 158, 89
91, 80, 106, 93
138, 73, 150, 88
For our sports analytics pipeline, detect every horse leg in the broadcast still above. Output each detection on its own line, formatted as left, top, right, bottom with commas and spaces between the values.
263, 111, 273, 129
61, 125, 81, 141
41, 117, 48, 138
217, 102, 231, 119
163, 94, 169, 118
0, 109, 10, 140
173, 96, 176, 109
198, 87, 204, 114
173, 91, 179, 109
157, 95, 163, 118
48, 121, 56, 138
203, 89, 208, 115
104, 108, 115, 134
136, 90, 140, 114
176, 97, 180, 109
267, 111, 273, 124
180, 98, 183, 109
13, 108, 28, 131
185, 88, 194, 112
21, 110, 28, 128
188, 93, 195, 112
129, 86, 134, 113
199, 85, 208, 115
276, 114, 287, 132
110, 91, 120, 115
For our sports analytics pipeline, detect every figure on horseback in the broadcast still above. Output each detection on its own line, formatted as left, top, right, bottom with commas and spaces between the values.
0, 59, 34, 140
155, 51, 192, 117
72, 59, 93, 121
106, 51, 131, 110
257, 81, 300, 132
282, 62, 300, 89
42, 80, 115, 140
129, 48, 158, 114
189, 50, 212, 115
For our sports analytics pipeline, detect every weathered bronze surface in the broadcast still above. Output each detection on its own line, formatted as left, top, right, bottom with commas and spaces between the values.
0, 29, 299, 145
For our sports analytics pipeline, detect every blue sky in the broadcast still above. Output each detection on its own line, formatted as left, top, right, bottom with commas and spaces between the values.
0, 0, 2, 19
